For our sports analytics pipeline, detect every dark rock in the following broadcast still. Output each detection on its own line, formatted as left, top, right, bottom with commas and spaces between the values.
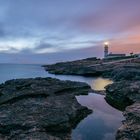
0, 77, 92, 139
105, 81, 140, 140
105, 82, 134, 110
44, 58, 140, 81
110, 68, 140, 81
43, 57, 110, 76
116, 103, 140, 140
105, 81, 140, 103
43, 57, 140, 140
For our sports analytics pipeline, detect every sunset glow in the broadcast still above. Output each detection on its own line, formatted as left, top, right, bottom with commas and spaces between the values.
0, 0, 140, 63
104, 42, 109, 46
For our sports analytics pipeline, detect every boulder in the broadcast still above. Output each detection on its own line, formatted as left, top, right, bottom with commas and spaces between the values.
105, 81, 140, 140
116, 103, 140, 140
0, 77, 92, 139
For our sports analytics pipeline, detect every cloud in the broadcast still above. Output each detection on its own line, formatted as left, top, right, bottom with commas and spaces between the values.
0, 22, 6, 37
33, 42, 59, 53
0, 46, 18, 53
0, 28, 5, 37
36, 43, 54, 49
74, 0, 140, 35
0, 0, 140, 63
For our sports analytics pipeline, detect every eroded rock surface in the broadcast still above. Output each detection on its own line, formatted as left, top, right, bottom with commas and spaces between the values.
105, 81, 140, 140
0, 77, 92, 140
44, 58, 114, 76
116, 103, 140, 140
44, 58, 140, 80
44, 57, 140, 140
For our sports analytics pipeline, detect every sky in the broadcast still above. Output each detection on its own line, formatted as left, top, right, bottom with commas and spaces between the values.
0, 0, 140, 64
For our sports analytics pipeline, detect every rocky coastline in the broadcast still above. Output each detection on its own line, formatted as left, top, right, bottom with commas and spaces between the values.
0, 57, 139, 139
105, 81, 140, 140
0, 77, 92, 139
44, 57, 140, 140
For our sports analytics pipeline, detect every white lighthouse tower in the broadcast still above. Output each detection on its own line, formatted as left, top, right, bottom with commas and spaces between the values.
104, 42, 109, 58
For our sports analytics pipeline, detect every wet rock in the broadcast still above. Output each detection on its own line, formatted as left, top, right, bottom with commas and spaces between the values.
105, 82, 134, 110
44, 58, 140, 81
105, 81, 140, 140
116, 103, 140, 140
0, 77, 92, 139
105, 81, 140, 104
43, 57, 140, 140
110, 68, 140, 81
43, 57, 113, 76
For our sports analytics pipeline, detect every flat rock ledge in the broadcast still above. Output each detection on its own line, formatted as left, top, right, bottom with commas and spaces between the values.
105, 81, 140, 140
44, 58, 140, 81
0, 77, 92, 140
44, 57, 140, 140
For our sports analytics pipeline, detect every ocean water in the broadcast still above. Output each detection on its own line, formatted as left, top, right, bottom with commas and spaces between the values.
0, 64, 124, 140
0, 64, 48, 83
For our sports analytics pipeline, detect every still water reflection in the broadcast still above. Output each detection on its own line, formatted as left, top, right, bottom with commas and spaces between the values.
71, 78, 122, 140
0, 64, 123, 140
91, 78, 113, 90
72, 93, 123, 140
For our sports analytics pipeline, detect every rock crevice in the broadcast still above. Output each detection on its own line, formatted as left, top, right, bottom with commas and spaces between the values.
0, 77, 92, 139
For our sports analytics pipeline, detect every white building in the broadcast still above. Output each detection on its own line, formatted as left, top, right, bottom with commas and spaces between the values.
104, 42, 109, 58
104, 42, 126, 58
106, 53, 126, 58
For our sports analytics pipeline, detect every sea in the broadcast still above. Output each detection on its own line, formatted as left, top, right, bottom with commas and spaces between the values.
0, 64, 124, 140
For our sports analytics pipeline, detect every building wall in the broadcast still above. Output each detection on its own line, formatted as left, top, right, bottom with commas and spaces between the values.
104, 45, 108, 58
106, 54, 126, 58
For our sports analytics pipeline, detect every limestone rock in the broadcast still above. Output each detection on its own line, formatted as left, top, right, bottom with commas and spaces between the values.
0, 77, 92, 139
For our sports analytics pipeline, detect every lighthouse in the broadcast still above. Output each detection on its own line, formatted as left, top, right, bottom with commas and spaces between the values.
104, 42, 109, 58
104, 42, 126, 58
